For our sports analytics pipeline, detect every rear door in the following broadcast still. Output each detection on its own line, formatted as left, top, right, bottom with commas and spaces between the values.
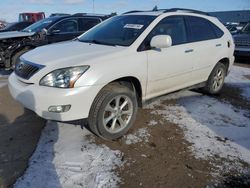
47, 18, 81, 43
185, 16, 224, 83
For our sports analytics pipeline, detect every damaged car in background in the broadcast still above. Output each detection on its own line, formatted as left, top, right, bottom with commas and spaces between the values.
0, 22, 33, 33
0, 13, 112, 69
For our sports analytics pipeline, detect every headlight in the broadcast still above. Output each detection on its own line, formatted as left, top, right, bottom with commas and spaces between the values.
40, 66, 89, 88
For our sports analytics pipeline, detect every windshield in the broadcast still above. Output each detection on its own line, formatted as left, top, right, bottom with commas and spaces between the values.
22, 17, 57, 32
78, 15, 156, 46
2, 22, 16, 30
242, 23, 250, 34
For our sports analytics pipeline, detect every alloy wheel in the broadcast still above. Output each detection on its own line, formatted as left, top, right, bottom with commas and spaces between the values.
102, 95, 133, 134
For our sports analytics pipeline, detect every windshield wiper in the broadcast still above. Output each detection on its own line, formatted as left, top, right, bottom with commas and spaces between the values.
79, 39, 116, 47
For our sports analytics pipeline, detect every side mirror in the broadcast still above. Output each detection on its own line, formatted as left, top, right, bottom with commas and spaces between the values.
150, 35, 172, 49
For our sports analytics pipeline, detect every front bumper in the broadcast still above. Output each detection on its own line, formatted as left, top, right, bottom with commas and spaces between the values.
234, 47, 250, 57
8, 73, 103, 121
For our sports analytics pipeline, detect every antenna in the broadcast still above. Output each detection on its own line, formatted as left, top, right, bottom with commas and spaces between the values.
93, 0, 95, 13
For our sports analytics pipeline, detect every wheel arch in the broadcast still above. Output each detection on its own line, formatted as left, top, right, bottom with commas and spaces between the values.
108, 76, 143, 107
218, 57, 230, 75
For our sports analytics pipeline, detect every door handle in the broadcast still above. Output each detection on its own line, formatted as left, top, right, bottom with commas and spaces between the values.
216, 44, 222, 47
185, 49, 194, 53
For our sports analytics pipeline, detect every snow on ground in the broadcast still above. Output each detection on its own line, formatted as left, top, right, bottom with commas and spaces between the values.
226, 65, 250, 100
124, 128, 150, 145
148, 120, 158, 126
154, 92, 250, 163
14, 121, 123, 188
147, 65, 250, 167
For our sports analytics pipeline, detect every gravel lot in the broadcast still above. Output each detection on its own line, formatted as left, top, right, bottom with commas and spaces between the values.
0, 62, 250, 188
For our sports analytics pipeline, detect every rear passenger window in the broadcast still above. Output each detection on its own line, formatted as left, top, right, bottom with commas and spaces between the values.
79, 18, 101, 32
209, 22, 224, 38
186, 16, 218, 42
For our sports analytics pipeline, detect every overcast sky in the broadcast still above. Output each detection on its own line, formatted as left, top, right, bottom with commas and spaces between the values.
1, 0, 250, 22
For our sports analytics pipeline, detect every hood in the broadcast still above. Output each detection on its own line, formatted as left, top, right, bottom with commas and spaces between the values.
234, 33, 250, 41
22, 41, 126, 67
0, 31, 35, 40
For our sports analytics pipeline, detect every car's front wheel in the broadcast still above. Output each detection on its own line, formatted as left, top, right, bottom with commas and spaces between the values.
88, 82, 138, 140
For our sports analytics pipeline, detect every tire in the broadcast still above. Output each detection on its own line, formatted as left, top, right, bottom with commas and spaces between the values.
203, 63, 226, 94
88, 82, 138, 140
11, 48, 30, 69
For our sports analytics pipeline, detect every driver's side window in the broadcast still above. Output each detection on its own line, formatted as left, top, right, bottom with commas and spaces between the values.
50, 19, 78, 33
139, 16, 187, 51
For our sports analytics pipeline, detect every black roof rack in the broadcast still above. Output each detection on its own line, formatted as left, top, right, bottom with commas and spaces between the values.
163, 8, 210, 16
122, 10, 147, 15
49, 13, 71, 17
123, 8, 210, 16
72, 13, 110, 17
72, 13, 88, 16
71, 13, 113, 20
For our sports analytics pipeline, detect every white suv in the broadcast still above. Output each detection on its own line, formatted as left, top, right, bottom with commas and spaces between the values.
9, 9, 235, 140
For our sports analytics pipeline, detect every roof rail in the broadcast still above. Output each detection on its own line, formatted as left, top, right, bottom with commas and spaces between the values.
72, 13, 87, 16
163, 8, 210, 16
72, 13, 113, 19
122, 10, 146, 15
122, 8, 210, 16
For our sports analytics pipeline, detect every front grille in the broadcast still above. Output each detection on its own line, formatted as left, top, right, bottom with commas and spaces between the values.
234, 40, 250, 47
15, 58, 45, 80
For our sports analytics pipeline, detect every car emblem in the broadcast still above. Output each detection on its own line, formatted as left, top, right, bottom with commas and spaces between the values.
17, 62, 24, 72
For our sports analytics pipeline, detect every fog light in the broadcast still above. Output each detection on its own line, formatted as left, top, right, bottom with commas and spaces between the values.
48, 105, 71, 113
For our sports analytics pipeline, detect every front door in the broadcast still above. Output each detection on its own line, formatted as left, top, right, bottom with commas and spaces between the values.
143, 16, 194, 99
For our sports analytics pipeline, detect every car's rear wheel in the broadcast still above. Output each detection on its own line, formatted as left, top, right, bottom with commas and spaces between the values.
88, 82, 138, 140
204, 62, 226, 94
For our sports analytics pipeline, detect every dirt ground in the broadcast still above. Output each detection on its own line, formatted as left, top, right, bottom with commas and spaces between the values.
95, 108, 214, 188
0, 84, 45, 188
0, 62, 249, 188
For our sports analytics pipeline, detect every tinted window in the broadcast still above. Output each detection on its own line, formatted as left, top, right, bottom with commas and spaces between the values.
2, 22, 30, 31
78, 15, 156, 46
23, 17, 59, 32
242, 23, 250, 34
139, 16, 187, 51
209, 22, 224, 38
186, 16, 217, 42
79, 18, 100, 31
17, 22, 31, 30
51, 19, 78, 33
2, 22, 17, 30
